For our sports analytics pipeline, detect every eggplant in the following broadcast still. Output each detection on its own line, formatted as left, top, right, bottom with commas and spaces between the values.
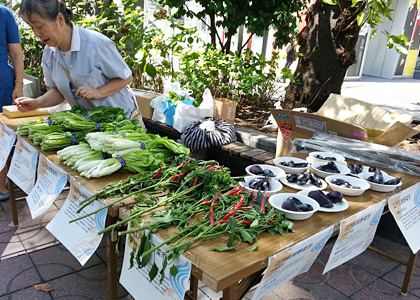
280, 161, 308, 168
309, 172, 322, 187
355, 164, 364, 174
368, 166, 377, 172
260, 178, 270, 191
262, 169, 275, 177
281, 198, 300, 211
249, 165, 263, 175
297, 170, 311, 185
348, 164, 356, 174
326, 191, 343, 203
317, 161, 340, 173
371, 169, 384, 184
331, 178, 347, 186
297, 204, 314, 211
288, 196, 303, 205
286, 173, 299, 183
308, 190, 333, 208
384, 177, 402, 185
248, 178, 262, 190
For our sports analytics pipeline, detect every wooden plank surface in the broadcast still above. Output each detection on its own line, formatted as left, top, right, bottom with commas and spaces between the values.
0, 114, 136, 216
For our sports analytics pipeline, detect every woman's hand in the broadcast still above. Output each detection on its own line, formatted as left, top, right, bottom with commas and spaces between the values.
15, 97, 39, 112
12, 86, 24, 103
76, 86, 103, 100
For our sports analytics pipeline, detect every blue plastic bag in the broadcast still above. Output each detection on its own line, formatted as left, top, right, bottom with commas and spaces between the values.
164, 98, 194, 126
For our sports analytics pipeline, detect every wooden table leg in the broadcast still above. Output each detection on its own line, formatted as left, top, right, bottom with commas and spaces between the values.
6, 156, 19, 227
401, 252, 418, 296
106, 214, 119, 300
185, 267, 199, 300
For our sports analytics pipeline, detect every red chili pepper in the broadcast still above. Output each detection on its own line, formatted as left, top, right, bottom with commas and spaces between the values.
184, 167, 196, 175
241, 220, 253, 224
172, 180, 180, 184
178, 161, 184, 169
235, 195, 244, 208
214, 191, 222, 202
184, 158, 192, 167
227, 187, 238, 196
204, 164, 217, 169
170, 173, 184, 180
209, 203, 218, 224
202, 200, 211, 205
152, 163, 162, 179
221, 207, 239, 222
192, 176, 198, 187
260, 196, 265, 213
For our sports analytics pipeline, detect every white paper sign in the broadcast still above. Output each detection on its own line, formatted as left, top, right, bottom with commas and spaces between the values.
0, 122, 17, 171
26, 154, 68, 219
46, 177, 107, 265
7, 137, 38, 194
120, 226, 191, 300
388, 183, 420, 254
323, 200, 385, 274
252, 226, 334, 300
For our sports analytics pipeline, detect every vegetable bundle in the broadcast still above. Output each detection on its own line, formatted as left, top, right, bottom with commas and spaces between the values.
72, 156, 294, 282
17, 105, 134, 151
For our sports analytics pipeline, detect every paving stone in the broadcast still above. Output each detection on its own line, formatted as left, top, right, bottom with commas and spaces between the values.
323, 262, 377, 296
0, 254, 42, 295
29, 244, 103, 281
47, 263, 127, 299
0, 230, 25, 260
381, 264, 420, 297
17, 227, 59, 254
0, 286, 52, 300
252, 152, 275, 164
240, 148, 267, 161
351, 278, 420, 300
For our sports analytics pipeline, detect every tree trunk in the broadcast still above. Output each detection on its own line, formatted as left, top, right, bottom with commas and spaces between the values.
284, 0, 364, 112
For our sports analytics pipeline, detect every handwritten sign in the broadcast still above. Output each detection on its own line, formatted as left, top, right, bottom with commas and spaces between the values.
251, 226, 334, 300
0, 122, 16, 171
120, 227, 191, 300
26, 154, 67, 219
323, 200, 385, 274
388, 183, 420, 254
7, 137, 38, 194
46, 177, 106, 265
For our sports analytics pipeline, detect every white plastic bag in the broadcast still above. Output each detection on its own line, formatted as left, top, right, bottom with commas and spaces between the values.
150, 81, 193, 124
173, 88, 214, 133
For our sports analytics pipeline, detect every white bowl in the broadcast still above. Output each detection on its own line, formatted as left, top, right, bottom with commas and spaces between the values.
325, 175, 370, 196
269, 193, 320, 220
245, 164, 286, 180
311, 161, 351, 178
240, 175, 283, 196
309, 151, 346, 163
357, 172, 402, 193
273, 157, 310, 174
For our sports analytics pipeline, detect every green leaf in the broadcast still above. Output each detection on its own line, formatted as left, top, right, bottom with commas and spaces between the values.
228, 216, 237, 232
170, 265, 178, 276
145, 64, 157, 78
213, 246, 236, 252
322, 0, 338, 5
357, 12, 365, 26
238, 228, 254, 244
149, 263, 159, 281
188, 37, 194, 44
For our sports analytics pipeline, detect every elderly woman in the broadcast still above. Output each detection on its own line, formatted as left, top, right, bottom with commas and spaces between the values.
0, 4, 24, 201
16, 0, 137, 116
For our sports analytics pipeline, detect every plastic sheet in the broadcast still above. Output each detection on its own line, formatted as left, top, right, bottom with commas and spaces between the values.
291, 133, 420, 177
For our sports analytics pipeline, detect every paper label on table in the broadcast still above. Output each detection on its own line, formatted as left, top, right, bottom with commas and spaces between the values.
120, 227, 191, 300
388, 183, 420, 254
46, 177, 106, 265
0, 122, 16, 171
323, 200, 385, 274
7, 137, 38, 194
251, 226, 334, 300
26, 154, 68, 219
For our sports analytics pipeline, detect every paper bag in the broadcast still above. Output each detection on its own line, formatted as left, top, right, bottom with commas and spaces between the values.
214, 98, 237, 124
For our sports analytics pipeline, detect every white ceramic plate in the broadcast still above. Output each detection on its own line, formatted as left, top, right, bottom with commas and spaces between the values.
268, 193, 320, 220
279, 175, 328, 191
239, 175, 283, 196
273, 157, 310, 174
308, 151, 346, 163
245, 164, 286, 180
311, 161, 351, 178
325, 175, 370, 196
357, 172, 402, 193
306, 156, 347, 166
297, 189, 349, 212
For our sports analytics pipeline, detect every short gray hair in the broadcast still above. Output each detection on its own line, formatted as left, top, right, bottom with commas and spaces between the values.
20, 0, 73, 23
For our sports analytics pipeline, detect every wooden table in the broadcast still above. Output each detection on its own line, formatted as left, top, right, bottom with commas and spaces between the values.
1, 113, 418, 300
0, 113, 136, 300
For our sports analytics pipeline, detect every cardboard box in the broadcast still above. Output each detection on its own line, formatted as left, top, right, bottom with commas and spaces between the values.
132, 89, 160, 119
273, 94, 420, 156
